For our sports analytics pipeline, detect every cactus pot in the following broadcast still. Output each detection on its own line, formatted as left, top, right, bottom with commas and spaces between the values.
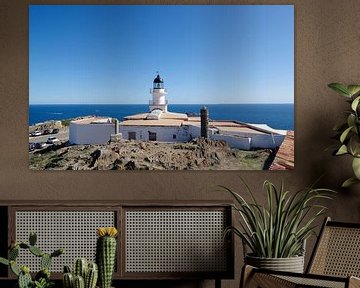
245, 254, 305, 273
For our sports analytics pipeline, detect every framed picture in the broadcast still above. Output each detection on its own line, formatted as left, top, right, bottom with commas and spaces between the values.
29, 5, 294, 171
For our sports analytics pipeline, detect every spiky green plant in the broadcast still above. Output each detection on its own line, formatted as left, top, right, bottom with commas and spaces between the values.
328, 83, 360, 187
96, 227, 118, 288
0, 232, 63, 288
63, 260, 98, 288
222, 179, 335, 258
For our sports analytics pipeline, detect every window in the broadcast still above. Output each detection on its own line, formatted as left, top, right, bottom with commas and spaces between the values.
173, 134, 176, 139
128, 132, 136, 140
148, 132, 157, 141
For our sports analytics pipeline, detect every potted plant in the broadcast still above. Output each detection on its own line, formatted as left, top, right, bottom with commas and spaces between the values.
62, 258, 98, 288
0, 232, 64, 288
328, 83, 360, 187
96, 227, 118, 288
222, 179, 334, 273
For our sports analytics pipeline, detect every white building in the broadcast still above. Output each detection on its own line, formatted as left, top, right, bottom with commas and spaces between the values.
119, 74, 287, 150
69, 117, 115, 145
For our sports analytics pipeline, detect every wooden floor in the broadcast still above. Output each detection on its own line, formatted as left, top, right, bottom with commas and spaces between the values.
270, 131, 294, 170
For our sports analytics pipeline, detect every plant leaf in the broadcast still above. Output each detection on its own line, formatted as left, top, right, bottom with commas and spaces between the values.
342, 177, 360, 188
352, 157, 360, 179
336, 145, 348, 155
351, 96, 360, 111
348, 135, 360, 157
0, 257, 9, 266
340, 127, 353, 143
347, 85, 360, 97
347, 114, 356, 128
328, 83, 351, 97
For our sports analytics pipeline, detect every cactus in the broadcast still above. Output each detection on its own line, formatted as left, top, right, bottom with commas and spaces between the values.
41, 253, 52, 270
18, 270, 32, 288
63, 272, 74, 288
18, 266, 32, 288
0, 257, 9, 266
29, 245, 44, 257
74, 275, 85, 288
51, 248, 64, 257
9, 246, 19, 260
29, 232, 37, 246
74, 258, 87, 279
85, 263, 98, 288
19, 243, 30, 249
96, 227, 118, 288
63, 260, 98, 288
35, 268, 51, 281
64, 265, 72, 273
10, 260, 20, 276
0, 233, 64, 288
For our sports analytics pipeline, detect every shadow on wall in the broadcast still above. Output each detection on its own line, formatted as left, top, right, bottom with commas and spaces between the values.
299, 103, 360, 222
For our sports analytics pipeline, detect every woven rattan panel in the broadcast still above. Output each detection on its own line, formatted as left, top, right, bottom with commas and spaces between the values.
125, 210, 227, 273
310, 226, 360, 277
277, 275, 345, 288
15, 211, 115, 272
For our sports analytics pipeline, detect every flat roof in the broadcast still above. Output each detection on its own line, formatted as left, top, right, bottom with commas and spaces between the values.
71, 117, 113, 125
124, 113, 148, 120
120, 119, 184, 127
217, 126, 267, 135
124, 112, 188, 120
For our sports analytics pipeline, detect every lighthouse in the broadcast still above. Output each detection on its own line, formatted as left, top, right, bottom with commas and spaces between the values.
149, 73, 168, 112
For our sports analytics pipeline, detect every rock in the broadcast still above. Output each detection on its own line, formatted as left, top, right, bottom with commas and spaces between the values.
125, 160, 136, 170
29, 138, 272, 170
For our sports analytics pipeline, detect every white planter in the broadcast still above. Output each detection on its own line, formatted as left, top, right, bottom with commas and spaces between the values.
245, 254, 305, 273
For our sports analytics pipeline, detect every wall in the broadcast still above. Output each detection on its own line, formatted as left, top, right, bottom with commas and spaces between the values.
119, 125, 191, 142
251, 134, 284, 149
212, 134, 251, 150
69, 123, 115, 144
1, 1, 360, 288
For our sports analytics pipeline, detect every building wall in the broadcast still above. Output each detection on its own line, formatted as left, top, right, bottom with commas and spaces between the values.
251, 134, 285, 149
69, 123, 115, 145
188, 125, 201, 139
212, 134, 251, 150
2, 1, 360, 288
119, 125, 191, 142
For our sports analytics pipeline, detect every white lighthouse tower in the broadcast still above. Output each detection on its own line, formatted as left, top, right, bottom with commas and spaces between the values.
149, 73, 168, 112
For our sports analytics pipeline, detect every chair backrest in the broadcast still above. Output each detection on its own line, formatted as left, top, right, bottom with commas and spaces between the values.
307, 217, 360, 277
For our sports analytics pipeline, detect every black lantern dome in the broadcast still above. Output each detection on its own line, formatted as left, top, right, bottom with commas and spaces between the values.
153, 74, 164, 89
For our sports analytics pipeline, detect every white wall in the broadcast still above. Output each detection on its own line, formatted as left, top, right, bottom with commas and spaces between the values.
211, 134, 251, 150
119, 125, 191, 142
118, 124, 285, 149
188, 125, 201, 139
69, 123, 115, 145
251, 134, 285, 149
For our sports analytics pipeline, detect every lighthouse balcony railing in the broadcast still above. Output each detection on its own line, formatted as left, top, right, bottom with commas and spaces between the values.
150, 88, 168, 93
149, 100, 168, 105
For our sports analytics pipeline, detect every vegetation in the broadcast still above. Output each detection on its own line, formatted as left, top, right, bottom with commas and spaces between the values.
61, 119, 71, 127
0, 232, 63, 288
328, 83, 360, 187
96, 227, 118, 288
222, 179, 335, 258
63, 258, 98, 288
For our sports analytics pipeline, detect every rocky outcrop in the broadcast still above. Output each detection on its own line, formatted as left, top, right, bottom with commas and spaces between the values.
29, 138, 273, 170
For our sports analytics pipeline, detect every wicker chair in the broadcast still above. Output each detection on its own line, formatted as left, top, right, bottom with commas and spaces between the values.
241, 217, 360, 288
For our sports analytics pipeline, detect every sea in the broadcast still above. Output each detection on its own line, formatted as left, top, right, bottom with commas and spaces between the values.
29, 104, 294, 130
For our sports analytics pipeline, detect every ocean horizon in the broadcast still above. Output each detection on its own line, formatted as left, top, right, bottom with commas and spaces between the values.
29, 103, 294, 130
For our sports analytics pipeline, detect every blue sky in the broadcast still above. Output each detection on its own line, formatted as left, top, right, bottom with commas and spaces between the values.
29, 5, 294, 105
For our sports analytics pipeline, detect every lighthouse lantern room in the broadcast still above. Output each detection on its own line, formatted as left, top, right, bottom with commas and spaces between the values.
149, 73, 168, 112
